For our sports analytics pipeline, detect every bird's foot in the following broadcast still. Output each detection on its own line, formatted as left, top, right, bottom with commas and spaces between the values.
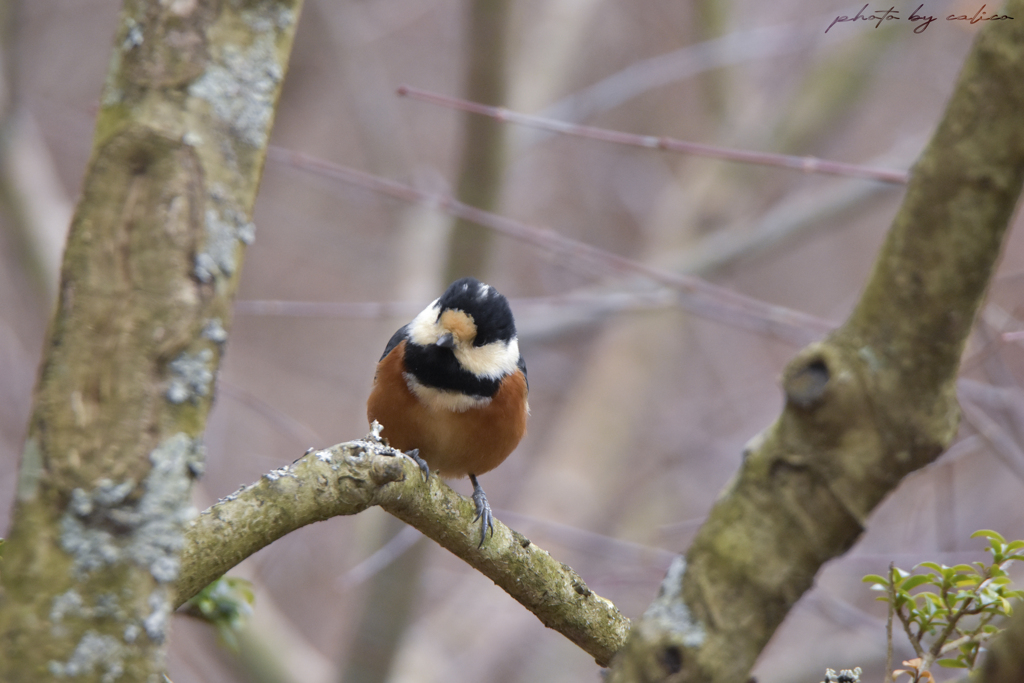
404, 448, 430, 481
469, 474, 494, 548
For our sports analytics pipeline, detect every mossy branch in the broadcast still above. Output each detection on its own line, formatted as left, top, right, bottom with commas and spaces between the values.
607, 1, 1024, 681
977, 607, 1024, 682
174, 437, 632, 667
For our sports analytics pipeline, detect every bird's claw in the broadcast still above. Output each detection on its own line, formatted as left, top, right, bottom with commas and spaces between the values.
405, 448, 430, 481
470, 474, 494, 548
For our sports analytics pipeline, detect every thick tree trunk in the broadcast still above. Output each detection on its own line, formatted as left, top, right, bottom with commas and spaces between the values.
0, 1, 302, 680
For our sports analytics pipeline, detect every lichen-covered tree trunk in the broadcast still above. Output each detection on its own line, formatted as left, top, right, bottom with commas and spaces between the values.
0, 1, 302, 680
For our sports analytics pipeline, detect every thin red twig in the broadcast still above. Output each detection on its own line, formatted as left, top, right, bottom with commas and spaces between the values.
266, 146, 835, 345
396, 85, 911, 185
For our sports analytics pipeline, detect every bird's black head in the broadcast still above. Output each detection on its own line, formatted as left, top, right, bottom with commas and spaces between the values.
437, 277, 516, 346
403, 277, 523, 388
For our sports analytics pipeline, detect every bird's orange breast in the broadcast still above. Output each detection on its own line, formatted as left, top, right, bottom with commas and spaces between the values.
366, 340, 528, 479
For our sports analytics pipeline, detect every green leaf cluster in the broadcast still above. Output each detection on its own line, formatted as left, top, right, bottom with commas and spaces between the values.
864, 530, 1024, 673
183, 575, 256, 651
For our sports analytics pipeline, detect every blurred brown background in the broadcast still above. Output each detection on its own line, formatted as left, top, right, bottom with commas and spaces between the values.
2, 0, 1023, 681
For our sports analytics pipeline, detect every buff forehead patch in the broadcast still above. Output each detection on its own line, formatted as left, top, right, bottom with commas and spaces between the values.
439, 308, 477, 343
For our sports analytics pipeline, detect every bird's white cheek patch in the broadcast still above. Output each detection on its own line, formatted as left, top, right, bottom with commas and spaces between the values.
404, 373, 492, 412
455, 338, 521, 379
408, 300, 441, 346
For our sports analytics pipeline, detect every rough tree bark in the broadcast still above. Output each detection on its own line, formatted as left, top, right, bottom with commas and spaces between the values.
174, 435, 632, 666
978, 605, 1024, 683
0, 1, 303, 680
607, 1, 1024, 681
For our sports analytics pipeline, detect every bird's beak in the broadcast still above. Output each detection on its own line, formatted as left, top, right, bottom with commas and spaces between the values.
436, 332, 455, 348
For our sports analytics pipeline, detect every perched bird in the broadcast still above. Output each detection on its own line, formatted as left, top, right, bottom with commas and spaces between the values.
367, 277, 528, 546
